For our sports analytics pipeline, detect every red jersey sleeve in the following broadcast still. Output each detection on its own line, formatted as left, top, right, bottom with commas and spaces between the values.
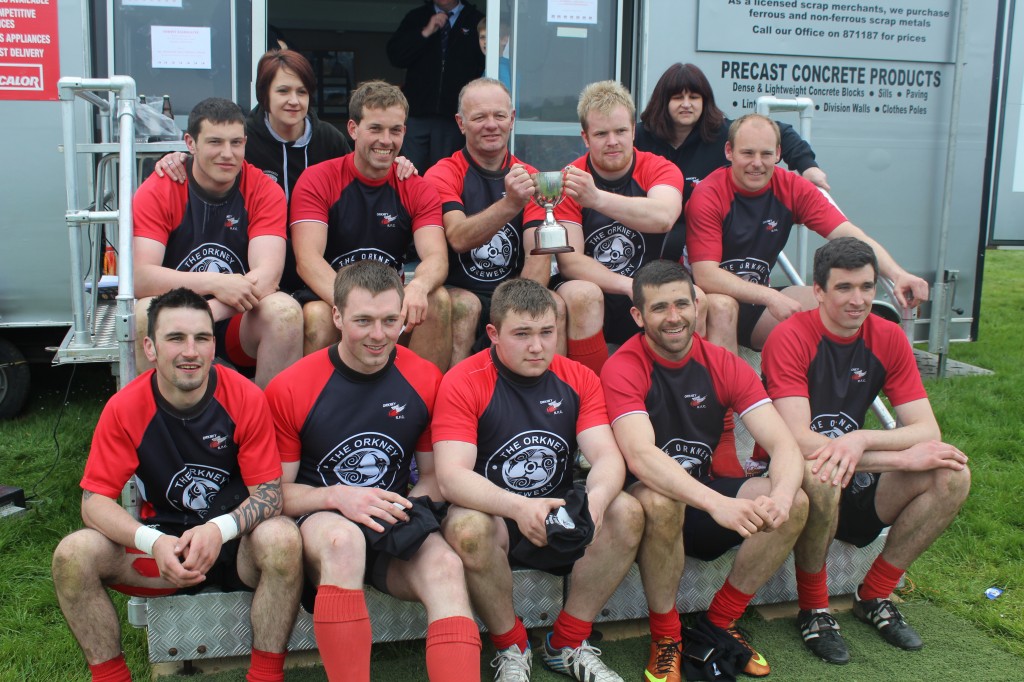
398, 174, 444, 232
782, 171, 847, 238
395, 346, 444, 452
761, 315, 816, 401
264, 351, 334, 464
706, 343, 771, 416
424, 155, 467, 212
218, 370, 282, 486
601, 339, 653, 423
289, 157, 343, 226
684, 169, 730, 263
133, 173, 187, 245
240, 162, 287, 239
431, 354, 496, 445
551, 356, 610, 433
876, 321, 928, 407
636, 151, 685, 194
80, 377, 154, 498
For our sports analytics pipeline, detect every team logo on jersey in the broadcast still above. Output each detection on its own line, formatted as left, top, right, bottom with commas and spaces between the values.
178, 243, 244, 275
586, 223, 645, 276
661, 438, 712, 478
463, 226, 518, 282
540, 398, 563, 415
850, 368, 868, 382
166, 464, 231, 518
317, 431, 402, 489
685, 393, 707, 408
331, 249, 399, 271
224, 215, 240, 230
384, 402, 406, 419
721, 257, 771, 286
685, 176, 701, 188
810, 411, 861, 439
486, 430, 569, 497
377, 212, 399, 226
763, 218, 778, 233
203, 433, 229, 450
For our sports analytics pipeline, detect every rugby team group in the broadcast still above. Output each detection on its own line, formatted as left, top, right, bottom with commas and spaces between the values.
49, 6, 972, 681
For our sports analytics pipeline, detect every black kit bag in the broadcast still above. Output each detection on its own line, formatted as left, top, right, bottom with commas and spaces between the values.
680, 613, 752, 681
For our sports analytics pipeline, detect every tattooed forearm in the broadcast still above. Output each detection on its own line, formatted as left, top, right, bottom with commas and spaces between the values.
231, 478, 283, 535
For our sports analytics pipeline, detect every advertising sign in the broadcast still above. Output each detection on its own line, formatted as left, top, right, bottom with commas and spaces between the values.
0, 0, 59, 101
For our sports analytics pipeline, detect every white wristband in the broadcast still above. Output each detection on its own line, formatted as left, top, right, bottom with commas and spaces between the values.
209, 514, 239, 543
134, 526, 165, 556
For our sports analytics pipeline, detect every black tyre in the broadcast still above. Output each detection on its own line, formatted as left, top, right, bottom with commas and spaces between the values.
0, 337, 30, 420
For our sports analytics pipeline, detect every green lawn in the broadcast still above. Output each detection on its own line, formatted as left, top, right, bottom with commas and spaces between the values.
1, 249, 1022, 681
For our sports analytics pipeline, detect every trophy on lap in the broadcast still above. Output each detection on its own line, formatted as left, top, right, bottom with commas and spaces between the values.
530, 169, 574, 255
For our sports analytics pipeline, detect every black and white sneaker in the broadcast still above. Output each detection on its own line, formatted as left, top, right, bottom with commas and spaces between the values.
797, 609, 850, 665
852, 596, 923, 650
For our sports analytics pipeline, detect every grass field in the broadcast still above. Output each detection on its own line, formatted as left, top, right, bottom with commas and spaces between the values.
1, 249, 1021, 681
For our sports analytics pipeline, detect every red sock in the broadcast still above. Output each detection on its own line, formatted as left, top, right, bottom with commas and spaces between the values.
247, 648, 286, 682
649, 608, 681, 641
89, 654, 131, 682
426, 616, 482, 682
567, 331, 608, 375
707, 579, 754, 629
549, 610, 592, 650
796, 565, 830, 611
312, 585, 372, 682
858, 555, 906, 601
710, 410, 744, 478
490, 617, 529, 653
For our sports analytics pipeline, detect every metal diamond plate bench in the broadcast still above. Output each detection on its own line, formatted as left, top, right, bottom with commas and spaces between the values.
130, 569, 564, 664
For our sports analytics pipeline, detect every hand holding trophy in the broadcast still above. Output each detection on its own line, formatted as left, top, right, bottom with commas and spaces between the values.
529, 168, 575, 255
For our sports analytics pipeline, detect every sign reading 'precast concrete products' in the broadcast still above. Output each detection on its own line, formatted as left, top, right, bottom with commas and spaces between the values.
698, 0, 958, 64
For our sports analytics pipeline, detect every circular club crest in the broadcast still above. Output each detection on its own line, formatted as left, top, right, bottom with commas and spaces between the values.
464, 226, 517, 281
178, 243, 243, 275
317, 432, 402, 489
661, 438, 713, 478
166, 464, 231, 517
587, 224, 644, 275
811, 412, 860, 440
486, 430, 569, 497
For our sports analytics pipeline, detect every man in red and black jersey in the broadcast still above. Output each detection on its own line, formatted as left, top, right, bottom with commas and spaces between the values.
434, 278, 643, 682
602, 260, 807, 681
52, 288, 302, 682
264, 261, 480, 682
552, 80, 694, 374
133, 98, 303, 389
425, 78, 553, 365
686, 113, 929, 354
762, 238, 970, 664
291, 80, 452, 370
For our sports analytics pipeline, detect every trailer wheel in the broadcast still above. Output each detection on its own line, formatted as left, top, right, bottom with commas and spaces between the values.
0, 337, 30, 420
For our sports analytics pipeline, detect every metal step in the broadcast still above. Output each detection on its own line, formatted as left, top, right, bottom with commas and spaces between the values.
54, 299, 120, 365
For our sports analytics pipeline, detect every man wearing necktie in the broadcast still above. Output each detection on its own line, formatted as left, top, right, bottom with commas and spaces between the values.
388, 1, 485, 172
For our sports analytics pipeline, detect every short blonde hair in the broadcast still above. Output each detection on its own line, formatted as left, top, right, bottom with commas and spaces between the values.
728, 113, 781, 147
577, 80, 635, 131
350, 80, 408, 123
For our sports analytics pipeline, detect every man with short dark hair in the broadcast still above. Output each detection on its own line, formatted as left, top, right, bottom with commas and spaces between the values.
434, 278, 643, 682
291, 80, 452, 370
761, 237, 970, 664
686, 113, 929, 354
52, 288, 302, 682
265, 261, 480, 681
602, 259, 808, 681
133, 97, 303, 388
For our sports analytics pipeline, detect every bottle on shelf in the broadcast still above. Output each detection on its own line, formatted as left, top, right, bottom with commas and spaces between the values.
161, 95, 173, 119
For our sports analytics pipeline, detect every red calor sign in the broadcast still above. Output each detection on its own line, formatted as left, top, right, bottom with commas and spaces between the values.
0, 0, 59, 101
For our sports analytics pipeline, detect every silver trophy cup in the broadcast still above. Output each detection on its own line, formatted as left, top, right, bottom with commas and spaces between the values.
529, 170, 574, 255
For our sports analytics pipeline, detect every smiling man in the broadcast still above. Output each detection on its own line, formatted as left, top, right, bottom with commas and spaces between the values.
52, 288, 302, 682
290, 80, 452, 369
761, 238, 970, 665
602, 260, 808, 681
433, 278, 643, 682
686, 113, 929, 354
265, 261, 480, 681
133, 97, 302, 388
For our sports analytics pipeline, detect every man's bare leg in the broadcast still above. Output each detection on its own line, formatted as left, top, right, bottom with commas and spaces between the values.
302, 301, 340, 356
703, 293, 737, 351
236, 516, 303, 653
748, 285, 818, 351
448, 287, 483, 366
629, 484, 687, 615
134, 297, 155, 376
407, 287, 452, 372
239, 292, 303, 389
442, 507, 516, 634
794, 461, 842, 574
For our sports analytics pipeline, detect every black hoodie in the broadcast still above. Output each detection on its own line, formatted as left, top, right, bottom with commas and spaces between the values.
244, 105, 351, 202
